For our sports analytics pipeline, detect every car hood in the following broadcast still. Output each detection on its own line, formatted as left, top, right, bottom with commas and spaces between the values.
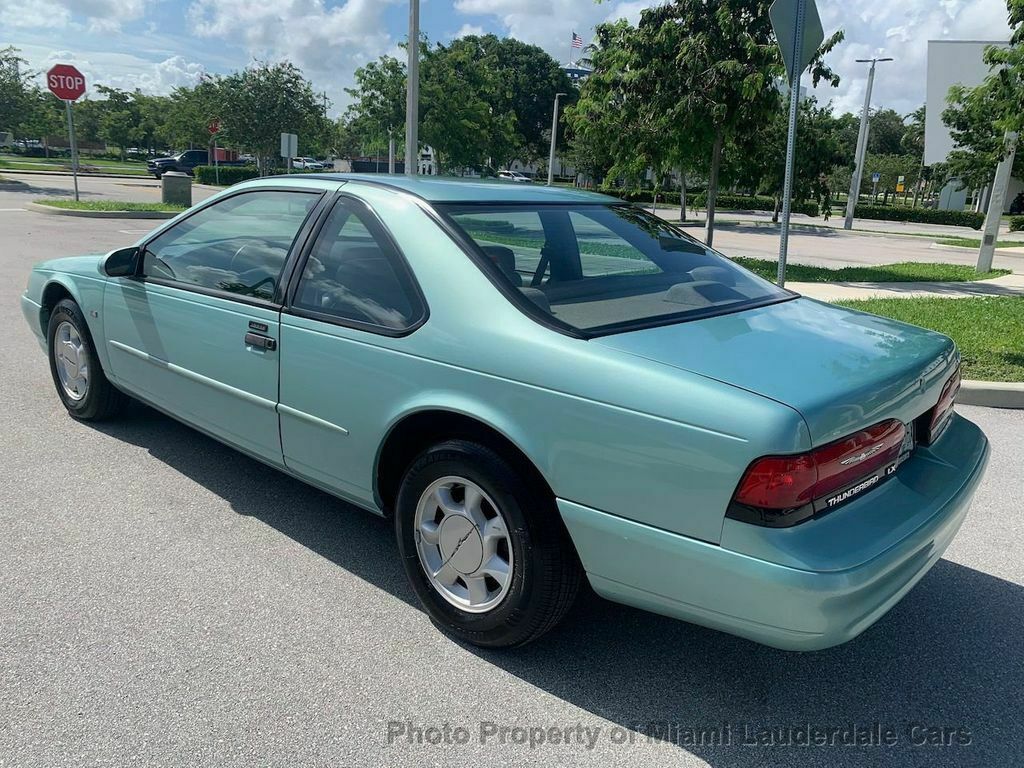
149, 156, 175, 163
593, 297, 957, 445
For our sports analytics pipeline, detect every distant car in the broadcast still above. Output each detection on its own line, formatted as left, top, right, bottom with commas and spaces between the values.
147, 150, 248, 178
497, 170, 532, 183
292, 157, 326, 170
21, 174, 988, 651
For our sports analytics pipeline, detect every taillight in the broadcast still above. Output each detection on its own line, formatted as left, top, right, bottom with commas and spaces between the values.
918, 366, 961, 446
729, 419, 906, 527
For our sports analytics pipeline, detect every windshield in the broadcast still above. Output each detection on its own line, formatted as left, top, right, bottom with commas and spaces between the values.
441, 203, 792, 334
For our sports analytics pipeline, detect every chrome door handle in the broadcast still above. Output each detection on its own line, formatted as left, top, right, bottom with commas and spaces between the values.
244, 332, 277, 351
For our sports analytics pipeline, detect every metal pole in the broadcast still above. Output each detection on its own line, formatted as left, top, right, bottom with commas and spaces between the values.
214, 137, 219, 185
977, 131, 1018, 273
776, 0, 805, 288
844, 57, 892, 229
388, 131, 395, 174
405, 0, 420, 177
64, 100, 79, 202
547, 92, 566, 186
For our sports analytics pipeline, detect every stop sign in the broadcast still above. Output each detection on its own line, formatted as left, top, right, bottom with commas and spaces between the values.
46, 64, 86, 101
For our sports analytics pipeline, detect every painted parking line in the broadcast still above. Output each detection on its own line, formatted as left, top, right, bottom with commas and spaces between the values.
118, 229, 152, 235
0, 208, 27, 212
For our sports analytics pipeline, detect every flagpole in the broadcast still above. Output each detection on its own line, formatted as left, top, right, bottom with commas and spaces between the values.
568, 33, 574, 67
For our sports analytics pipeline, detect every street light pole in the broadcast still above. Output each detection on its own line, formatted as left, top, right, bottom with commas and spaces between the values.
844, 57, 893, 230
547, 92, 567, 186
405, 0, 420, 177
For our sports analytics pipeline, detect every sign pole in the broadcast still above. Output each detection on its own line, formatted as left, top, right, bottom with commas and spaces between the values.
64, 99, 79, 202
214, 137, 219, 185
776, 0, 805, 288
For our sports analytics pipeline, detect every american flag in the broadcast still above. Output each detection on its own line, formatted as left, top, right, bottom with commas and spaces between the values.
571, 32, 584, 49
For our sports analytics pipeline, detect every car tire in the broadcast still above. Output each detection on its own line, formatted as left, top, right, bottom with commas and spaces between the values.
395, 439, 582, 647
47, 298, 128, 421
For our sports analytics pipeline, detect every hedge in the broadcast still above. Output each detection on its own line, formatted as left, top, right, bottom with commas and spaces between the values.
853, 204, 985, 229
193, 165, 260, 185
1009, 216, 1024, 232
601, 189, 818, 216
690, 192, 818, 217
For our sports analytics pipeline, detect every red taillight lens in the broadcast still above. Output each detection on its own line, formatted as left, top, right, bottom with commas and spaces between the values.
732, 419, 906, 521
923, 366, 961, 444
733, 454, 817, 509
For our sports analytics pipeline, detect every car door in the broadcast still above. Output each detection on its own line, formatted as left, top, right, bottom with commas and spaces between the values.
277, 196, 427, 504
102, 188, 324, 465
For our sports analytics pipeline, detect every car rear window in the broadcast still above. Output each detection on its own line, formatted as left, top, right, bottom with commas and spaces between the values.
441, 203, 792, 334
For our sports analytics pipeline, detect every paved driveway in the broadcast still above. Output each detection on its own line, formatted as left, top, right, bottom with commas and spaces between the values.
1, 194, 1022, 767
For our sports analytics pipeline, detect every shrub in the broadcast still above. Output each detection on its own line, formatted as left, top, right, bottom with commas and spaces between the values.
193, 165, 260, 185
853, 204, 985, 229
1009, 216, 1024, 232
689, 192, 819, 217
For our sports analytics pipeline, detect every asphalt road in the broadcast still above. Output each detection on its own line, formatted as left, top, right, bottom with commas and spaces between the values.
1, 179, 1023, 767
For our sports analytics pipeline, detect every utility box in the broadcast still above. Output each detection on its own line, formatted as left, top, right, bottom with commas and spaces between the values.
162, 171, 191, 207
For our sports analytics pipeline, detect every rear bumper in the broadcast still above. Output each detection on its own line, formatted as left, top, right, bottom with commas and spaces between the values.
559, 413, 989, 651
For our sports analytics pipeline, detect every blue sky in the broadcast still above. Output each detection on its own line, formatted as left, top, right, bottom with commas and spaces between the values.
1, 0, 1013, 117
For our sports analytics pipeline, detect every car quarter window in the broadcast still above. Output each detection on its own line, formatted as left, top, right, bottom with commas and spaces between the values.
291, 198, 423, 331
141, 190, 319, 302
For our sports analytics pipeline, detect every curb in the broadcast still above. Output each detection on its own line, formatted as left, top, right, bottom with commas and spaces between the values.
28, 202, 178, 219
959, 380, 1024, 409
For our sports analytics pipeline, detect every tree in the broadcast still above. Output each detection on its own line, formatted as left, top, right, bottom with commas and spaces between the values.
344, 55, 407, 158
866, 108, 906, 155
216, 62, 325, 173
0, 47, 35, 137
942, 81, 1024, 192
586, 0, 843, 245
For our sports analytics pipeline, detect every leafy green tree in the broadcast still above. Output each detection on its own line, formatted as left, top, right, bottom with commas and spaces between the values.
216, 63, 324, 173
866, 108, 906, 155
585, 0, 843, 245
344, 55, 407, 158
0, 46, 34, 136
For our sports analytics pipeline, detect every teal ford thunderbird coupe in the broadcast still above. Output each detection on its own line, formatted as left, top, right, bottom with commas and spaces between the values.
20, 175, 989, 650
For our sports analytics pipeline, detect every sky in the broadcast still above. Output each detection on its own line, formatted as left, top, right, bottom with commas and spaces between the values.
1, 0, 1013, 119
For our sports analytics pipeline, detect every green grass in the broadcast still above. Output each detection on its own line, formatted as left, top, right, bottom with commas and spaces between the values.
732, 258, 1010, 283
834, 297, 1024, 382
0, 155, 150, 175
35, 199, 186, 212
935, 237, 1024, 250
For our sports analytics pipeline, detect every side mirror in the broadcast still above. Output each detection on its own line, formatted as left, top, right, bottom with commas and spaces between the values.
103, 246, 140, 277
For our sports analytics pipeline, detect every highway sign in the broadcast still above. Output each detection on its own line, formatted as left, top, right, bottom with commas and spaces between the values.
770, 0, 824, 82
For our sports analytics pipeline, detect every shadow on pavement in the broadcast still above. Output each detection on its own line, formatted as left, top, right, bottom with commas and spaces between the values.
94, 403, 1022, 767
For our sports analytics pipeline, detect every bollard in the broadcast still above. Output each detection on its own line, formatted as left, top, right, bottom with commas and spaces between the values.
161, 171, 192, 207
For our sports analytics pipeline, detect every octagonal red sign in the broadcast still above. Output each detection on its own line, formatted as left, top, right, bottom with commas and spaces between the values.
47, 64, 86, 101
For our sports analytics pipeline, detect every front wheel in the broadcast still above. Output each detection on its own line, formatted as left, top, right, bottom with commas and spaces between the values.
47, 298, 128, 421
395, 440, 582, 647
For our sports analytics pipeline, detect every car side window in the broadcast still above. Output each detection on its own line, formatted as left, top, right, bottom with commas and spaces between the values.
141, 190, 319, 301
292, 199, 423, 331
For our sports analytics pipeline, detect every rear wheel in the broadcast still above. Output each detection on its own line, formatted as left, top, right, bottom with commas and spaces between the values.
47, 298, 128, 421
395, 439, 582, 647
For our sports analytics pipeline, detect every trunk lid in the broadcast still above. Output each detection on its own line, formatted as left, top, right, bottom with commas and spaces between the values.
593, 297, 958, 445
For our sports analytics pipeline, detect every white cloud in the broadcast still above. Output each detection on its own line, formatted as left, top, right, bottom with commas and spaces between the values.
454, 23, 486, 38
0, 0, 148, 31
455, 0, 1012, 115
186, 0, 402, 113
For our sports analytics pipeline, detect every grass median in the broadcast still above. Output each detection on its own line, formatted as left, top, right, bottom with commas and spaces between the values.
935, 237, 1024, 250
734, 258, 1010, 283
35, 199, 186, 213
834, 296, 1024, 382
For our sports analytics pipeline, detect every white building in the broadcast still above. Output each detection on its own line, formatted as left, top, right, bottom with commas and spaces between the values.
924, 39, 1020, 212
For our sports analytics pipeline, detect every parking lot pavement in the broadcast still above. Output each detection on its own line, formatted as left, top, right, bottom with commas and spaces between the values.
2, 209, 1023, 768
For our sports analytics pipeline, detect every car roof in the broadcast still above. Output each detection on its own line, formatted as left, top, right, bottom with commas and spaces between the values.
283, 173, 619, 204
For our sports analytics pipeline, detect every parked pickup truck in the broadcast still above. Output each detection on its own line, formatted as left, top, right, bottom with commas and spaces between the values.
147, 150, 248, 178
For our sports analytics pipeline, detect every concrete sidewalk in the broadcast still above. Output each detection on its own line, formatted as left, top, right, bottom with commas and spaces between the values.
793, 272, 1024, 301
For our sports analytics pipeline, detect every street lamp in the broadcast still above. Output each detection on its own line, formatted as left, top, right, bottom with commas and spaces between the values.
843, 57, 894, 229
405, 0, 419, 177
547, 92, 568, 186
